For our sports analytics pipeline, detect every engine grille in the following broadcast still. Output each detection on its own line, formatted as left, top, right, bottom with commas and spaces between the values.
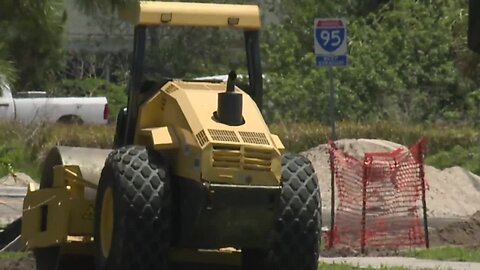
243, 147, 272, 171
212, 146, 241, 168
195, 129, 272, 151
196, 130, 209, 147
208, 129, 240, 143
239, 131, 270, 145
212, 145, 272, 171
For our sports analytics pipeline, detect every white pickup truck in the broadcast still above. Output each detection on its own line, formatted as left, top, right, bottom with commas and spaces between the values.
0, 78, 109, 125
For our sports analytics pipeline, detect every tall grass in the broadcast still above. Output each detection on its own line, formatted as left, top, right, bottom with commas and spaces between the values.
0, 121, 478, 180
0, 122, 114, 179
271, 121, 479, 154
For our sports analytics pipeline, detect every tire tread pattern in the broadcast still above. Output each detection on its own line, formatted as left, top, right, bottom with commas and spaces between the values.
269, 153, 321, 270
97, 145, 171, 270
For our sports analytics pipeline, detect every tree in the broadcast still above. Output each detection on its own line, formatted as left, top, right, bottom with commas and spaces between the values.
262, 0, 479, 123
0, 0, 65, 90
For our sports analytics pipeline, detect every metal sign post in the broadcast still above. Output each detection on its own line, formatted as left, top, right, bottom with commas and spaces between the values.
315, 18, 347, 248
328, 66, 336, 140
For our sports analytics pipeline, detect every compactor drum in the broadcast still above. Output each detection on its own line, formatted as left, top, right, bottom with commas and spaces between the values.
21, 2, 322, 270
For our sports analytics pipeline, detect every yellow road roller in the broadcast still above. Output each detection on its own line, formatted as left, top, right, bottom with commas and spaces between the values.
21, 2, 322, 270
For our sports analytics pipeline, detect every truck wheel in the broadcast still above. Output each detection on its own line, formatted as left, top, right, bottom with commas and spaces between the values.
242, 153, 321, 270
57, 115, 83, 124
94, 145, 172, 270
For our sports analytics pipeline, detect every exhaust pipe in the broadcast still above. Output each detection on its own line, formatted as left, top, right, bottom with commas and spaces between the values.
215, 71, 244, 126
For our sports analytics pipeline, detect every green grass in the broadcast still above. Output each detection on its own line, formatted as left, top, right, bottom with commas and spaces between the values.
0, 251, 30, 260
405, 246, 480, 262
0, 122, 114, 180
426, 145, 480, 175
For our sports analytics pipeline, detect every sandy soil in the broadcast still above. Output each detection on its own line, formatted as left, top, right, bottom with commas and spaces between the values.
433, 211, 480, 246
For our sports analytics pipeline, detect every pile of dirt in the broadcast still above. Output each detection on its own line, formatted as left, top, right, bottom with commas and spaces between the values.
0, 172, 38, 226
302, 139, 480, 218
0, 173, 37, 187
0, 257, 34, 270
432, 211, 480, 246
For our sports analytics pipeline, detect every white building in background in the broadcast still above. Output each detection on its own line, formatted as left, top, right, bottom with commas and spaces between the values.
64, 0, 133, 52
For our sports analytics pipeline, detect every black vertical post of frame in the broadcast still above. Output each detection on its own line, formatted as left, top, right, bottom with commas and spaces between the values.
361, 158, 369, 254
328, 148, 335, 248
418, 142, 430, 249
124, 26, 146, 145
244, 31, 263, 110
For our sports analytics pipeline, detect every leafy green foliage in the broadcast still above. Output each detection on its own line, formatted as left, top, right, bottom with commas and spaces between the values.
73, 0, 134, 15
1, 0, 479, 126
0, 123, 42, 179
263, 0, 480, 124
0, 0, 65, 90
426, 145, 480, 175
64, 0, 480, 126
0, 148, 15, 177
0, 122, 115, 180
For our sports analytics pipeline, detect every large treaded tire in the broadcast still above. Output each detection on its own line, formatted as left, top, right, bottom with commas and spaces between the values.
243, 153, 322, 270
94, 145, 171, 270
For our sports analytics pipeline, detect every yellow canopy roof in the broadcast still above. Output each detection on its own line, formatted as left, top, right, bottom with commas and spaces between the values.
119, 1, 261, 30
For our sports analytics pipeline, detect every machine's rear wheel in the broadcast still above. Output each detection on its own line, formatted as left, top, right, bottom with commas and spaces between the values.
94, 145, 172, 270
242, 153, 321, 270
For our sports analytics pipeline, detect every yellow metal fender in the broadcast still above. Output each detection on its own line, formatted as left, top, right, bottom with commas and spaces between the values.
22, 186, 70, 248
270, 134, 285, 151
139, 126, 179, 150
22, 165, 95, 249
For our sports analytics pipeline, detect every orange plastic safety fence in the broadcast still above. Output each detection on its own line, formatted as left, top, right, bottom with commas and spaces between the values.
328, 139, 428, 251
